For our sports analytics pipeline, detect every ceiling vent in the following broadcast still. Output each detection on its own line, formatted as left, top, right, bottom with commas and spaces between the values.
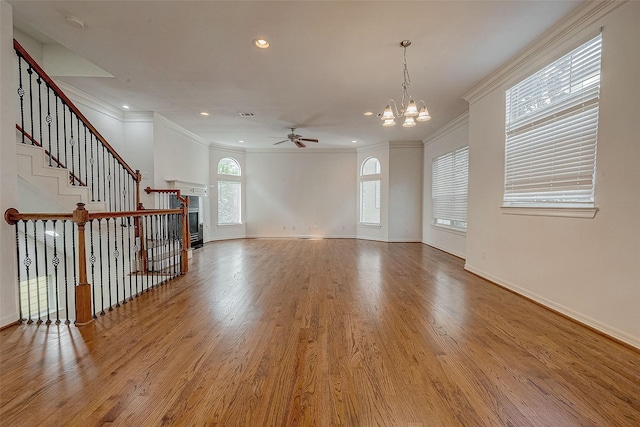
238, 112, 255, 117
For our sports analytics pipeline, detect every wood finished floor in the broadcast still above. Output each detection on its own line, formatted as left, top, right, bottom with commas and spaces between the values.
1, 239, 639, 426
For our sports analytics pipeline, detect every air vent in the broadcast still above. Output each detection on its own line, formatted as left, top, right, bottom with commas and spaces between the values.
238, 112, 255, 117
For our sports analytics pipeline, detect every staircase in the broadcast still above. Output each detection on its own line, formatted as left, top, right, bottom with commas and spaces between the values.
17, 142, 107, 212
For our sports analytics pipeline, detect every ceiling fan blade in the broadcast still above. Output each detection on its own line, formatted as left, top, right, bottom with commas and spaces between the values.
273, 140, 289, 145
294, 140, 306, 148
298, 138, 318, 143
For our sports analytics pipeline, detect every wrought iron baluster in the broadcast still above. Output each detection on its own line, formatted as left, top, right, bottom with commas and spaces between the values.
17, 54, 25, 144
107, 151, 112, 210
37, 76, 43, 161
14, 223, 22, 322
89, 219, 97, 318
63, 103, 68, 171
62, 220, 70, 324
77, 117, 81, 185
120, 216, 126, 303
114, 214, 121, 307
46, 84, 52, 166
33, 221, 42, 324
55, 96, 60, 167
23, 220, 32, 323
127, 217, 134, 300
84, 125, 89, 190
106, 218, 113, 311
98, 219, 105, 315
43, 220, 51, 325
28, 66, 34, 146
90, 134, 95, 201
69, 115, 75, 185
51, 220, 61, 324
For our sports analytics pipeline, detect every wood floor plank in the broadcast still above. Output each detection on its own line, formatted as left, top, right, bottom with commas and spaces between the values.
1, 239, 639, 426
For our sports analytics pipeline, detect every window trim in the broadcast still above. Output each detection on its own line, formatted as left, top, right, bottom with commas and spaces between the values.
503, 34, 602, 213
431, 146, 469, 233
359, 157, 382, 226
216, 157, 242, 226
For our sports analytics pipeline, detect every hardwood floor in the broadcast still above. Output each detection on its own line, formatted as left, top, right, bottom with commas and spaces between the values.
1, 239, 639, 426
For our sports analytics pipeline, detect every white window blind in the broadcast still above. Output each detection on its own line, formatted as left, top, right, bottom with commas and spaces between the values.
504, 34, 601, 207
432, 146, 469, 230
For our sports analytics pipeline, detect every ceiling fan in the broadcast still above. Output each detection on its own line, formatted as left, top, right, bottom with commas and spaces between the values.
273, 128, 319, 148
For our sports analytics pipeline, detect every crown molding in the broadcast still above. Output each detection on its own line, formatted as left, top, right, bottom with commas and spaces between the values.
123, 111, 154, 123
389, 141, 423, 149
357, 142, 389, 153
463, 0, 625, 105
154, 113, 211, 148
209, 142, 246, 154
423, 111, 469, 146
56, 80, 124, 121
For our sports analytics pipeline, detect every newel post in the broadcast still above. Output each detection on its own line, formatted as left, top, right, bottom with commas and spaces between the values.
181, 202, 189, 274
73, 203, 93, 325
135, 169, 142, 210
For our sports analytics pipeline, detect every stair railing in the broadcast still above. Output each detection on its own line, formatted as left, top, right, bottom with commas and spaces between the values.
4, 203, 189, 325
14, 39, 141, 212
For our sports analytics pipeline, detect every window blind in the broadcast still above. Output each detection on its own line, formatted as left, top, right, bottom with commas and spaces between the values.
504, 34, 601, 207
432, 146, 469, 229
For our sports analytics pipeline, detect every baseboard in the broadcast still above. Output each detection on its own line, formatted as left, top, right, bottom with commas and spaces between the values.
245, 234, 357, 239
464, 263, 640, 350
387, 237, 422, 243
422, 241, 466, 259
0, 312, 19, 329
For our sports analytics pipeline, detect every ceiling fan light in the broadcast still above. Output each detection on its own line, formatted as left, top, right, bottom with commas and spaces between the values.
382, 119, 396, 127
402, 116, 416, 127
416, 106, 431, 122
381, 105, 395, 120
404, 99, 419, 117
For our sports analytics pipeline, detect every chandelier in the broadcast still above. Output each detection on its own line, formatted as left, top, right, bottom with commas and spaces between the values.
381, 40, 431, 127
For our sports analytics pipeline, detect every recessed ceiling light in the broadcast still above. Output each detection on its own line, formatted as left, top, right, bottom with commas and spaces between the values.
254, 39, 270, 49
122, 105, 130, 109
200, 112, 209, 116
238, 140, 244, 143
364, 111, 374, 116
352, 140, 358, 143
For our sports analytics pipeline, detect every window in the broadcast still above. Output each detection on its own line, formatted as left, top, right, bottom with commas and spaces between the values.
217, 158, 242, 225
504, 34, 602, 209
432, 146, 469, 230
360, 157, 381, 225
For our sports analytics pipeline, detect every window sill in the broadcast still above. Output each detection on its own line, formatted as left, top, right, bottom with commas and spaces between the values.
217, 223, 243, 227
501, 206, 598, 219
360, 223, 381, 228
431, 224, 467, 236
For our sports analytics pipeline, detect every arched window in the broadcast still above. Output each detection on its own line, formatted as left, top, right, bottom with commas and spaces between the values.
360, 157, 381, 225
218, 157, 241, 176
217, 158, 242, 225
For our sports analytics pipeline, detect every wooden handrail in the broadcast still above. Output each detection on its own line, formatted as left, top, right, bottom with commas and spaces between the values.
5, 207, 182, 225
17, 124, 86, 187
145, 187, 188, 205
14, 39, 139, 182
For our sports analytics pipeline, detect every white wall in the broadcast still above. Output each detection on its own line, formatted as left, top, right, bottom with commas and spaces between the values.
422, 114, 469, 258
389, 142, 423, 242
356, 144, 389, 241
464, 1, 640, 347
153, 114, 209, 188
123, 114, 154, 208
245, 149, 357, 238
0, 0, 18, 326
208, 145, 246, 241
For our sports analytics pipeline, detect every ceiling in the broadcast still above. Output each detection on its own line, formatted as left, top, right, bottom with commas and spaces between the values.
9, 1, 582, 149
